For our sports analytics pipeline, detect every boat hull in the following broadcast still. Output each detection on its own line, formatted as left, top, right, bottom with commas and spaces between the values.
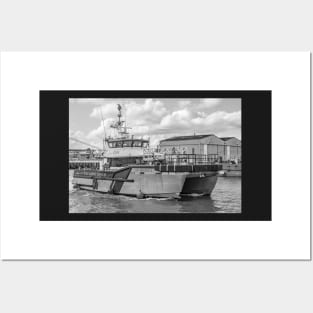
72, 167, 187, 199
181, 172, 218, 196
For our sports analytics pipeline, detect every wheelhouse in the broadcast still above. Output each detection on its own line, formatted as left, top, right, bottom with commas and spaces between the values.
107, 139, 149, 148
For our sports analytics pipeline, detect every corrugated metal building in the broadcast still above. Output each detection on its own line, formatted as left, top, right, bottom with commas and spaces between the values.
159, 134, 241, 161
220, 137, 241, 161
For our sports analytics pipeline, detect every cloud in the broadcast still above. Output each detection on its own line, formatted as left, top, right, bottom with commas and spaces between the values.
126, 99, 169, 125
90, 103, 119, 119
69, 129, 103, 149
160, 109, 192, 128
157, 110, 241, 138
72, 98, 241, 148
86, 118, 114, 139
69, 129, 85, 138
200, 98, 222, 108
191, 111, 241, 128
90, 99, 169, 126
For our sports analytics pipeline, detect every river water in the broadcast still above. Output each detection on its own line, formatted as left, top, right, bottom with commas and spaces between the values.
69, 170, 241, 214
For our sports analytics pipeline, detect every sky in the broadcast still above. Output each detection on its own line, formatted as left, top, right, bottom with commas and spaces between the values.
69, 98, 241, 149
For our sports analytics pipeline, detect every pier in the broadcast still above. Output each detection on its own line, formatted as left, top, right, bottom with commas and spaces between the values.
69, 148, 104, 169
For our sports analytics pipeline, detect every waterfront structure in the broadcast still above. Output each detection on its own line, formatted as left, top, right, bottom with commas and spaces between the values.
69, 149, 104, 169
159, 134, 241, 161
69, 148, 96, 159
220, 137, 241, 161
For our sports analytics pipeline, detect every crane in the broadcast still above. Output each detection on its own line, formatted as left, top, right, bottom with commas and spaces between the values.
69, 137, 103, 151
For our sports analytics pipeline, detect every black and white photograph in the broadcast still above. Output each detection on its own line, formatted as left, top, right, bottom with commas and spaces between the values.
6, 51, 307, 262
69, 98, 242, 214
1, 3, 312, 312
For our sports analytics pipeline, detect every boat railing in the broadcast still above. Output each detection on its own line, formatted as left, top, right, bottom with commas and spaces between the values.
74, 168, 113, 178
69, 156, 103, 161
163, 154, 220, 165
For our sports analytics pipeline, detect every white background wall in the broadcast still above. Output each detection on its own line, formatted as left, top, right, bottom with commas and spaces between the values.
0, 1, 312, 313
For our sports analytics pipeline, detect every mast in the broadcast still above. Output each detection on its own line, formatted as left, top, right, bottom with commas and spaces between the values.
110, 104, 131, 138
117, 103, 122, 127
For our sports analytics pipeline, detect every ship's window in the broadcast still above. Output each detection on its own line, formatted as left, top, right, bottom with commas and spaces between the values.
142, 142, 148, 148
133, 141, 142, 147
123, 140, 132, 147
116, 141, 123, 147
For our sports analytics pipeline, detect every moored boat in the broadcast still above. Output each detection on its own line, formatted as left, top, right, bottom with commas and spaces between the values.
182, 173, 218, 195
154, 163, 221, 196
71, 104, 222, 198
73, 166, 187, 199
72, 163, 221, 198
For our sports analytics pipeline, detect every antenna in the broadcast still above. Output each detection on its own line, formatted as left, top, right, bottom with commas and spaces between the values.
109, 104, 132, 138
123, 103, 131, 134
123, 103, 127, 133
99, 106, 106, 150
99, 107, 106, 135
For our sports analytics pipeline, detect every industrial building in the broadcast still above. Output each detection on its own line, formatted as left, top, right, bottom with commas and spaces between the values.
69, 148, 96, 160
69, 148, 104, 169
220, 137, 241, 161
159, 134, 241, 162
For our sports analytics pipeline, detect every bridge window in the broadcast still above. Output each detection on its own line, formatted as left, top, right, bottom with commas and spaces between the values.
133, 141, 142, 147
123, 141, 132, 147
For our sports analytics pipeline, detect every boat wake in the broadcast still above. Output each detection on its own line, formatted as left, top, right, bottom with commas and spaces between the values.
181, 193, 205, 197
127, 196, 176, 201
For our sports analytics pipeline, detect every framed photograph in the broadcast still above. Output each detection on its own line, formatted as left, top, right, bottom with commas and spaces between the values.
0, 52, 310, 260
40, 90, 270, 221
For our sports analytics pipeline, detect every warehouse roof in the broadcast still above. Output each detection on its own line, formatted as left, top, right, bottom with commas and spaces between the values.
220, 137, 241, 142
220, 137, 234, 141
160, 134, 214, 142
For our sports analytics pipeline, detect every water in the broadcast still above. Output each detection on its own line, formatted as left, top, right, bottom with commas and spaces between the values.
69, 170, 241, 214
